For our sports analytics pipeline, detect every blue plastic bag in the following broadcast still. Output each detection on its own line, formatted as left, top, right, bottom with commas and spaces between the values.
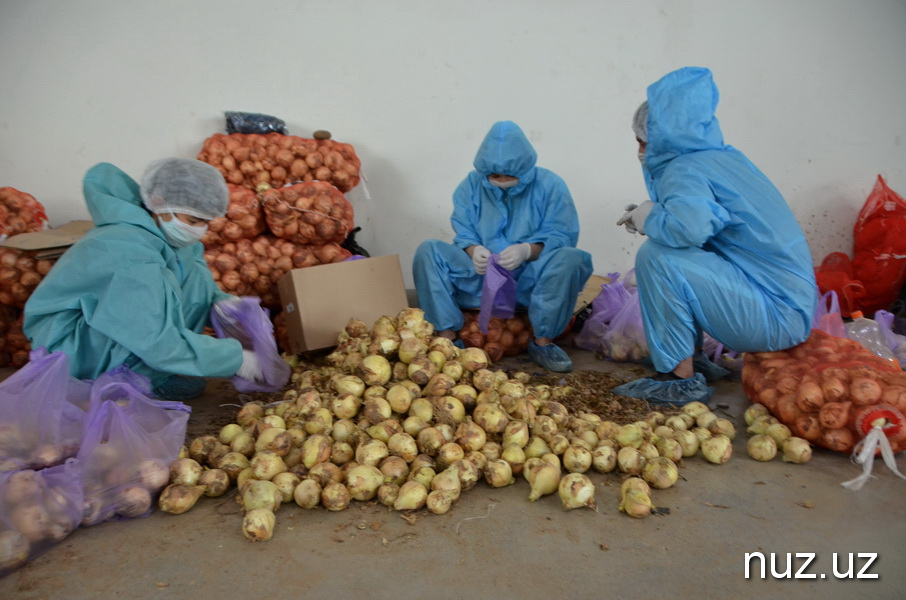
478, 255, 517, 334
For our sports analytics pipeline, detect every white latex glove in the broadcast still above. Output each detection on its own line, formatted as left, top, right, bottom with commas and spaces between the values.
236, 349, 264, 382
616, 203, 639, 233
471, 245, 491, 275
499, 243, 532, 270
617, 201, 654, 235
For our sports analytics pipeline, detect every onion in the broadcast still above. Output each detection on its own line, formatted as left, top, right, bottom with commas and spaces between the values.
590, 445, 617, 473
619, 489, 653, 518
379, 456, 410, 485
744, 403, 771, 426
655, 437, 683, 463
0, 530, 29, 572
330, 394, 362, 420
218, 423, 244, 445
236, 402, 264, 427
304, 408, 334, 435
781, 437, 813, 464
241, 480, 282, 512
116, 486, 153, 518
501, 443, 527, 475
242, 508, 276, 541
158, 484, 204, 514
416, 427, 446, 456
434, 395, 466, 423
359, 354, 392, 386
637, 442, 659, 461
642, 457, 679, 489
664, 416, 689, 431
558, 473, 597, 511
503, 421, 530, 449
169, 458, 203, 486
255, 428, 292, 456
355, 439, 389, 467
546, 434, 569, 456
293, 479, 322, 508
435, 442, 465, 470
563, 445, 593, 473
426, 490, 457, 515
345, 465, 384, 501
377, 483, 399, 507
387, 384, 415, 413
747, 414, 779, 435
430, 467, 462, 498
747, 434, 777, 461
483, 459, 515, 487
301, 434, 332, 469
695, 411, 718, 430
230, 432, 256, 457
459, 347, 489, 372
472, 369, 497, 392
137, 459, 170, 491
707, 418, 736, 439
387, 432, 419, 463
408, 398, 435, 423
701, 434, 733, 464
250, 450, 288, 480
218, 452, 251, 481
671, 430, 700, 458
527, 462, 561, 501
333, 375, 366, 397
765, 423, 792, 447
472, 403, 509, 433
199, 469, 231, 497
617, 447, 645, 474
450, 459, 480, 491
394, 481, 428, 511
321, 482, 351, 511
615, 424, 644, 449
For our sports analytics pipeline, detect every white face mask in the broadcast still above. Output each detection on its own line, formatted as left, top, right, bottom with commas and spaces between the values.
489, 178, 519, 189
638, 151, 646, 164
158, 213, 208, 248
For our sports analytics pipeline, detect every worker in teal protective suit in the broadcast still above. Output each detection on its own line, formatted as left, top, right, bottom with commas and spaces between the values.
23, 158, 266, 400
413, 121, 593, 372
613, 67, 818, 404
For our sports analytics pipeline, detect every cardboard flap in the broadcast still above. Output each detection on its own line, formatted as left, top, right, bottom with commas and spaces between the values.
0, 220, 93, 257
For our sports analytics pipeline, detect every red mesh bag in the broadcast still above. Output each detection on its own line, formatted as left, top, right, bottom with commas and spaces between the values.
0, 187, 49, 240
851, 175, 906, 313
814, 252, 865, 318
260, 181, 354, 246
202, 185, 266, 247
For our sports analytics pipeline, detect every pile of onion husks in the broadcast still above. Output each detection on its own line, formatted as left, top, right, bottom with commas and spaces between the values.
742, 328, 906, 454
457, 311, 533, 362
197, 132, 361, 193
0, 187, 49, 240
160, 308, 786, 542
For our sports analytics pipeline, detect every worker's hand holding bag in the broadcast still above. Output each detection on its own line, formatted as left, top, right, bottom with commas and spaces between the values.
478, 255, 517, 335
210, 297, 290, 393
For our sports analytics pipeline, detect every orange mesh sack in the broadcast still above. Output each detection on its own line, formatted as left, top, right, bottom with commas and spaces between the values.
260, 181, 354, 246
0, 187, 49, 240
202, 185, 266, 246
742, 329, 905, 455
852, 175, 906, 313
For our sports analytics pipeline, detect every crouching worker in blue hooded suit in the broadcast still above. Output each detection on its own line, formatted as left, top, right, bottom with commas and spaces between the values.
413, 121, 593, 372
24, 158, 269, 401
613, 67, 818, 405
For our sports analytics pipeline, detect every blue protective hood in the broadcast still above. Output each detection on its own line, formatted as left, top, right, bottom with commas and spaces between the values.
84, 163, 166, 241
644, 67, 726, 177
473, 121, 538, 191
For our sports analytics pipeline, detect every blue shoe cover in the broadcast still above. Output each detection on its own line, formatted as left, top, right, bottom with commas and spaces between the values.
153, 375, 207, 402
693, 352, 730, 382
528, 340, 573, 372
612, 372, 713, 406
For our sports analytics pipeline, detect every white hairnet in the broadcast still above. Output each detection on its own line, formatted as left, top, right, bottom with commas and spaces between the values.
632, 101, 649, 143
140, 158, 228, 220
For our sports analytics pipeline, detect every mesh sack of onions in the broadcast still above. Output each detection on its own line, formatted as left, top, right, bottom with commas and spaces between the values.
202, 185, 266, 246
272, 310, 290, 354
4, 313, 30, 368
260, 181, 354, 246
0, 187, 49, 240
457, 311, 532, 362
0, 247, 55, 309
204, 234, 350, 310
197, 132, 361, 193
742, 328, 906, 454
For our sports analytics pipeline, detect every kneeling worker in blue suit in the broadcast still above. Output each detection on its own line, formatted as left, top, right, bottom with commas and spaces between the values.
614, 67, 818, 404
414, 121, 593, 372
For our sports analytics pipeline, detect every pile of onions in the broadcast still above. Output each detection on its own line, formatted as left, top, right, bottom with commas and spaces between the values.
197, 132, 361, 193
203, 234, 351, 310
0, 247, 55, 309
0, 187, 48, 240
742, 328, 906, 454
457, 311, 533, 362
201, 185, 266, 246
260, 181, 354, 246
162, 307, 762, 541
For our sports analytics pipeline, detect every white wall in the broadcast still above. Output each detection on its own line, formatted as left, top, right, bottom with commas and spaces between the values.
2, 0, 905, 288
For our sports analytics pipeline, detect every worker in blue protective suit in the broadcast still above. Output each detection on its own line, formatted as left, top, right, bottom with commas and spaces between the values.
413, 121, 594, 372
23, 158, 266, 401
613, 67, 818, 405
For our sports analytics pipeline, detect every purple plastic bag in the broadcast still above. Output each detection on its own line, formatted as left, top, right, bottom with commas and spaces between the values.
77, 383, 188, 526
0, 349, 88, 472
601, 289, 649, 363
478, 255, 517, 334
701, 332, 743, 372
874, 309, 906, 368
0, 458, 83, 578
812, 290, 846, 339
574, 273, 630, 352
210, 297, 291, 393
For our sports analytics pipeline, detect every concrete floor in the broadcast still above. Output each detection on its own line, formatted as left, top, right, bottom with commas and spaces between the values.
1, 347, 904, 600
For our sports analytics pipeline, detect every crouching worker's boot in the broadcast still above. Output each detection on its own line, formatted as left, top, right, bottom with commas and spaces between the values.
528, 340, 573, 373
611, 372, 712, 406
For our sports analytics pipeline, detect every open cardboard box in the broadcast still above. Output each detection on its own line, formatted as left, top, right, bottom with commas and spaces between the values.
278, 254, 410, 353
0, 220, 93, 259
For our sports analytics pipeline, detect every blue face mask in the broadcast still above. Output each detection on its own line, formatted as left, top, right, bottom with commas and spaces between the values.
158, 215, 208, 248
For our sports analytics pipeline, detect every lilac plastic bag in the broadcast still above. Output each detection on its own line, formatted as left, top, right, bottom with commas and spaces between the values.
701, 332, 743, 372
0, 458, 83, 578
874, 309, 906, 368
601, 289, 649, 363
210, 297, 291, 393
812, 290, 846, 339
0, 349, 88, 472
478, 255, 517, 334
77, 382, 189, 526
574, 273, 630, 352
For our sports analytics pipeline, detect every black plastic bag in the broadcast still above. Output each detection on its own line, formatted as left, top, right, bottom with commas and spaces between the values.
225, 111, 288, 135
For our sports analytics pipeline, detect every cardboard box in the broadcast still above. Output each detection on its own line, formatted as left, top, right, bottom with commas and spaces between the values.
573, 274, 612, 314
278, 254, 410, 353
0, 220, 93, 259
